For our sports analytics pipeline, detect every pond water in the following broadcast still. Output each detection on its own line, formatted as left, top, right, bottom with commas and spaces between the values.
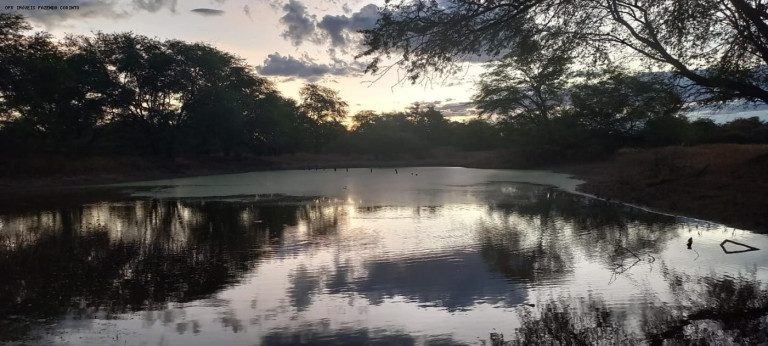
1, 167, 766, 345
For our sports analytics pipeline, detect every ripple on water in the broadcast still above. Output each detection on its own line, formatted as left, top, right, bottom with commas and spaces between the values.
1, 168, 766, 345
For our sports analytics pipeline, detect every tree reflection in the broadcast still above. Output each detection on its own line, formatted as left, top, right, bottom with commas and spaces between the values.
471, 184, 768, 343
501, 274, 768, 345
477, 184, 679, 284
510, 296, 637, 345
640, 265, 768, 344
0, 199, 333, 340
1, 183, 765, 344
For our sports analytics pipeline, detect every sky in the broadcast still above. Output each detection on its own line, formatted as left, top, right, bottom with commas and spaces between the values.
10, 0, 483, 118
11, 0, 767, 123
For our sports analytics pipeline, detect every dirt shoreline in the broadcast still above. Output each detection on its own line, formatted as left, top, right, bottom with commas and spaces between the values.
2, 144, 767, 233
557, 144, 768, 233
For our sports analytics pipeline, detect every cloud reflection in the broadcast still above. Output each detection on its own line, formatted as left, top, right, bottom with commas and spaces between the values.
0, 179, 766, 344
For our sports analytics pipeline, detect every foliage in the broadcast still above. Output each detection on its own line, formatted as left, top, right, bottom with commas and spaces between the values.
474, 39, 573, 125
0, 14, 338, 157
359, 0, 768, 104
346, 105, 503, 157
299, 83, 349, 124
349, 111, 428, 157
569, 72, 685, 149
0, 14, 504, 158
1, 13, 767, 163
474, 55, 686, 162
357, 0, 768, 162
0, 19, 118, 153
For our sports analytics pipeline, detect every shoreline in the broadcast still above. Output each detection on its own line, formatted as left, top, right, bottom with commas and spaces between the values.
558, 144, 768, 233
2, 144, 767, 233
0, 149, 509, 192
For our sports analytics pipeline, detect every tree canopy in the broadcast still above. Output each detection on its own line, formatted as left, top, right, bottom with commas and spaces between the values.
0, 14, 336, 156
473, 39, 573, 125
299, 83, 349, 124
359, 0, 768, 104
1, 13, 766, 164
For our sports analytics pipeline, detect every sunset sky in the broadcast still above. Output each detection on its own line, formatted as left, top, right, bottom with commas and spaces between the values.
14, 0, 484, 118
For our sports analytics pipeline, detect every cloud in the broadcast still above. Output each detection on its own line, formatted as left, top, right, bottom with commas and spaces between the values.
317, 3, 379, 47
280, 0, 317, 46
243, 5, 252, 20
434, 101, 477, 117
410, 100, 477, 117
191, 8, 224, 16
275, 1, 379, 47
257, 53, 363, 81
258, 0, 284, 11
133, 0, 178, 13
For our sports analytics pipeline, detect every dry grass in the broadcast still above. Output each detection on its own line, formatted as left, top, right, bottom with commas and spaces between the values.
562, 144, 768, 232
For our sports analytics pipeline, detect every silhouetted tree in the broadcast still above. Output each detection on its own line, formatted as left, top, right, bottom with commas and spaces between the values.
453, 119, 503, 150
299, 83, 349, 150
473, 39, 572, 128
87, 33, 272, 156
359, 0, 768, 104
569, 71, 684, 148
407, 103, 452, 145
246, 93, 314, 154
351, 110, 379, 131
0, 15, 117, 153
473, 42, 684, 161
299, 83, 348, 124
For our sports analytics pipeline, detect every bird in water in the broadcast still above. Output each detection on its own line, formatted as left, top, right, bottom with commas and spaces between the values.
687, 237, 693, 249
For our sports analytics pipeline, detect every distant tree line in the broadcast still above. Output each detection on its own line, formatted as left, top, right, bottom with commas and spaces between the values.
468, 37, 768, 164
333, 104, 503, 158
356, 0, 768, 163
1, 13, 767, 165
0, 13, 351, 157
0, 14, 502, 159
478, 63, 768, 163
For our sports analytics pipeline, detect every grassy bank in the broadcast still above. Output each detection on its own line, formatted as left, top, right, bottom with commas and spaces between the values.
560, 144, 768, 233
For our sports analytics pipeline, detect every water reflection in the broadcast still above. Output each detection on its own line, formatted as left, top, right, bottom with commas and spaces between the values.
508, 275, 768, 345
0, 174, 766, 345
0, 200, 314, 341
261, 324, 464, 346
357, 251, 528, 309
